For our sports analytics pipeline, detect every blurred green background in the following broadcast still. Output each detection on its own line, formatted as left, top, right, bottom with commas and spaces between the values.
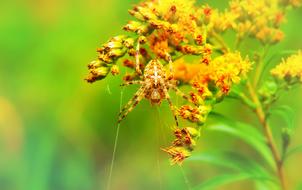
0, 0, 301, 190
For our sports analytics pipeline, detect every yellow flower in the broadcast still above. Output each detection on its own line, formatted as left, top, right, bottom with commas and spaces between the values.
193, 52, 251, 94
173, 59, 207, 83
289, 0, 302, 7
162, 146, 191, 165
174, 52, 251, 96
280, 0, 302, 7
224, 0, 288, 43
271, 51, 302, 83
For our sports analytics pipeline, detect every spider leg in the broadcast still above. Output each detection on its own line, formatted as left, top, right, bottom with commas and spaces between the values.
118, 86, 145, 116
170, 86, 190, 102
135, 41, 142, 75
120, 80, 143, 86
171, 86, 200, 106
162, 84, 179, 127
117, 92, 144, 123
164, 52, 174, 73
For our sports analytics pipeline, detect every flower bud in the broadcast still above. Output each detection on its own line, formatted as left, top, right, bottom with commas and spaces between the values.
123, 21, 144, 32
98, 54, 113, 63
111, 65, 120, 76
88, 60, 102, 69
194, 34, 203, 45
149, 20, 167, 29
128, 48, 136, 56
108, 48, 127, 58
185, 127, 200, 138
178, 45, 203, 55
105, 41, 123, 49
123, 38, 135, 48
162, 146, 191, 165
135, 6, 158, 20
138, 36, 147, 44
128, 9, 145, 21
111, 35, 127, 42
123, 59, 135, 68
137, 25, 150, 34
85, 66, 110, 83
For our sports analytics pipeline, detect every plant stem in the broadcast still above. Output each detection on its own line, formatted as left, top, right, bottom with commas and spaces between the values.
211, 32, 229, 53
234, 36, 242, 50
253, 45, 270, 88
246, 81, 287, 190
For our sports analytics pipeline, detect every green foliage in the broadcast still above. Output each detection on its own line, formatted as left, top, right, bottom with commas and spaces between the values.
285, 145, 302, 160
0, 0, 302, 190
208, 113, 275, 168
186, 112, 279, 189
269, 105, 295, 130
193, 174, 252, 190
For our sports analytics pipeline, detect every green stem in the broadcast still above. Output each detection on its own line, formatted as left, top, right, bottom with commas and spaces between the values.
234, 36, 242, 50
246, 81, 287, 190
253, 45, 270, 88
211, 32, 229, 53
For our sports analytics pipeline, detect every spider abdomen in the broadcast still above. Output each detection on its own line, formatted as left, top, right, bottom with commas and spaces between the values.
145, 88, 166, 104
143, 60, 168, 104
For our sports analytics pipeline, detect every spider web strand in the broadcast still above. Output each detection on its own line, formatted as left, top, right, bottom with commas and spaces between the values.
106, 88, 124, 190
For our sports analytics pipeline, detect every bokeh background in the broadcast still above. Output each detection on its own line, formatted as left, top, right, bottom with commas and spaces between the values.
0, 0, 302, 190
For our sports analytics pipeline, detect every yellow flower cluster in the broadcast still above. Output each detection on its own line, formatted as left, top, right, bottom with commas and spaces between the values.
196, 52, 251, 84
280, 0, 302, 7
164, 52, 251, 164
162, 127, 199, 165
195, 5, 234, 34
125, 0, 211, 60
85, 35, 133, 83
86, 0, 263, 165
271, 51, 302, 83
176, 52, 251, 125
153, 0, 202, 35
86, 0, 216, 83
174, 52, 251, 96
204, 0, 301, 44
228, 0, 285, 44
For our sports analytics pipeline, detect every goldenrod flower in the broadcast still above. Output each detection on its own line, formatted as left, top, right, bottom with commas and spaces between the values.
290, 0, 302, 7
111, 65, 120, 76
192, 52, 251, 95
280, 0, 302, 7
215, 0, 294, 44
85, 60, 110, 83
162, 146, 191, 165
271, 51, 302, 83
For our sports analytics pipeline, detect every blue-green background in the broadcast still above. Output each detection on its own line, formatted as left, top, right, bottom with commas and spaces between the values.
0, 0, 301, 189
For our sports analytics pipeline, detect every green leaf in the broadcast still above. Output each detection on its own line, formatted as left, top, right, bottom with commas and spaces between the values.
188, 151, 275, 180
263, 50, 298, 73
188, 151, 277, 190
192, 173, 251, 190
270, 105, 295, 130
285, 145, 302, 160
192, 172, 276, 190
228, 86, 257, 109
207, 113, 275, 168
255, 181, 279, 190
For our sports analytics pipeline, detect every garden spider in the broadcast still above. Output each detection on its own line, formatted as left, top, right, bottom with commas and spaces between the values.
117, 40, 190, 126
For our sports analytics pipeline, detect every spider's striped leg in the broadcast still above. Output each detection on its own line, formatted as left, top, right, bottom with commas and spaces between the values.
172, 85, 199, 106
118, 86, 145, 117
162, 85, 179, 127
170, 86, 191, 102
135, 41, 142, 75
117, 92, 144, 123
120, 80, 143, 86
165, 52, 174, 73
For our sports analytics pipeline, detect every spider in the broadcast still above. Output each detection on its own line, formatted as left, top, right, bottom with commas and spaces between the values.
117, 40, 190, 126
